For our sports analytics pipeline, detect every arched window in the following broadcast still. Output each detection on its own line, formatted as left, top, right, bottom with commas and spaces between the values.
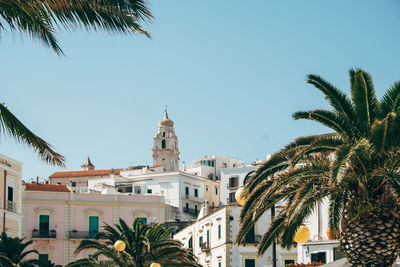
162, 132, 166, 137
161, 139, 166, 148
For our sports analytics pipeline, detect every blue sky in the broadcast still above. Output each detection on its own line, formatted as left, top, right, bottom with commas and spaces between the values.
1, 0, 400, 181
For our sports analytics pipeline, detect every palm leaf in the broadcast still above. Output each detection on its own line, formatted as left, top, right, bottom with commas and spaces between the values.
0, 103, 65, 166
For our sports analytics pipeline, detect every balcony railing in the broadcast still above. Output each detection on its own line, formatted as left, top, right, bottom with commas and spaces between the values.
32, 230, 56, 239
183, 207, 199, 216
69, 230, 103, 239
6, 201, 16, 212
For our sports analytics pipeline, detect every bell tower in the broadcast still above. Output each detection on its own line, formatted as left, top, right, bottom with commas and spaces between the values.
152, 110, 180, 172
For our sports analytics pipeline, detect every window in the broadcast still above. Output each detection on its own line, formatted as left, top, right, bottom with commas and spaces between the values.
38, 254, 49, 264
147, 189, 152, 194
222, 163, 227, 168
194, 188, 198, 197
162, 132, 165, 137
194, 205, 198, 214
215, 187, 218, 195
185, 187, 189, 196
137, 217, 147, 224
185, 203, 189, 211
71, 181, 76, 187
161, 139, 166, 148
244, 226, 255, 243
206, 230, 210, 248
229, 192, 236, 203
333, 247, 344, 261
211, 161, 215, 167
39, 215, 49, 233
188, 237, 193, 249
134, 186, 141, 194
229, 177, 238, 187
218, 225, 221, 239
89, 216, 99, 238
285, 260, 295, 265
218, 262, 221, 267
244, 259, 255, 267
7, 187, 13, 201
311, 252, 327, 263
199, 236, 203, 247
206, 187, 209, 191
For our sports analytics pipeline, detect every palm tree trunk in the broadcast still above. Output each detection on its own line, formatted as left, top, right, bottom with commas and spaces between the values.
340, 205, 400, 266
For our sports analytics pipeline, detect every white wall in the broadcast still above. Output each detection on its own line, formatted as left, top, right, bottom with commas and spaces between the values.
220, 166, 257, 205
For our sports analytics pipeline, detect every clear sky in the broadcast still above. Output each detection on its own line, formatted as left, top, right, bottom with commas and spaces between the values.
1, 0, 400, 181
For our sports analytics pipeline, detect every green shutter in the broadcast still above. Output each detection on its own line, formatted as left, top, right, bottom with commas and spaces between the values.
218, 225, 221, 239
40, 215, 49, 223
89, 216, 99, 238
138, 217, 147, 224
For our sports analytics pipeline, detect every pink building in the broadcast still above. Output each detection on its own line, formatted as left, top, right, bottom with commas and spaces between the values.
22, 183, 170, 265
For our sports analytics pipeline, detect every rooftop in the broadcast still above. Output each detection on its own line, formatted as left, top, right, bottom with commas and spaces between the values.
24, 183, 70, 192
49, 168, 124, 179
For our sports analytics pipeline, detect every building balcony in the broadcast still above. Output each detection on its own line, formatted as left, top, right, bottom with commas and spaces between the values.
69, 230, 103, 239
183, 207, 199, 216
6, 201, 16, 213
227, 185, 239, 190
32, 230, 56, 239
200, 242, 210, 252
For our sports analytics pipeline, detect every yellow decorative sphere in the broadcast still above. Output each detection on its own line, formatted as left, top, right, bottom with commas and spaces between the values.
235, 187, 247, 206
114, 240, 126, 252
293, 226, 310, 243
150, 263, 161, 267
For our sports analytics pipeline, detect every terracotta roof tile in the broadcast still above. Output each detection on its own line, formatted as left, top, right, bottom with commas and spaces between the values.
150, 165, 163, 168
24, 183, 70, 192
49, 168, 124, 179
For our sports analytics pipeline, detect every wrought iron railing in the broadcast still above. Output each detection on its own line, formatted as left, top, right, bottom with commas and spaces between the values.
69, 230, 103, 239
6, 201, 16, 212
183, 207, 199, 216
32, 230, 56, 238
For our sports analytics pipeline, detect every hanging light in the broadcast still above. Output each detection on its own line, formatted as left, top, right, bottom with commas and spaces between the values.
293, 226, 310, 243
235, 187, 248, 206
150, 263, 161, 267
114, 240, 126, 252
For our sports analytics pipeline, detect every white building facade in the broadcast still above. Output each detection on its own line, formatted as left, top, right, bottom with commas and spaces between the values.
185, 155, 244, 181
175, 205, 297, 267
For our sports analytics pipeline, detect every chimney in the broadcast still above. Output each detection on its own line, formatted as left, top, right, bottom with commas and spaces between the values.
182, 161, 186, 171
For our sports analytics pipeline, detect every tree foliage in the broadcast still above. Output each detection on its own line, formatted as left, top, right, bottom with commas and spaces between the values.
0, 0, 153, 54
236, 68, 400, 258
0, 103, 65, 166
67, 218, 201, 267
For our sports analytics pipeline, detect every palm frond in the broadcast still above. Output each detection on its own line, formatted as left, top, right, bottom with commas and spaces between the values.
0, 103, 65, 166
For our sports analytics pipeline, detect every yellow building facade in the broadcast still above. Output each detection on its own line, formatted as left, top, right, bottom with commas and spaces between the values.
0, 153, 22, 237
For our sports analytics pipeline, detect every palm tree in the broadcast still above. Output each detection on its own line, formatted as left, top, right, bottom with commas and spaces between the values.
0, 0, 152, 55
67, 218, 201, 267
0, 103, 65, 166
0, 232, 40, 266
236, 68, 400, 266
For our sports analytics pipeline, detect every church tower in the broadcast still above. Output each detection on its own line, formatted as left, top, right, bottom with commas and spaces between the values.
152, 110, 180, 172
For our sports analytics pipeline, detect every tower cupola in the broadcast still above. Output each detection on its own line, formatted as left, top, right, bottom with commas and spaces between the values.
81, 157, 95, 171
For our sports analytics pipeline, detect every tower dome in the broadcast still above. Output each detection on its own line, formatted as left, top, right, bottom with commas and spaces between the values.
158, 111, 174, 128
